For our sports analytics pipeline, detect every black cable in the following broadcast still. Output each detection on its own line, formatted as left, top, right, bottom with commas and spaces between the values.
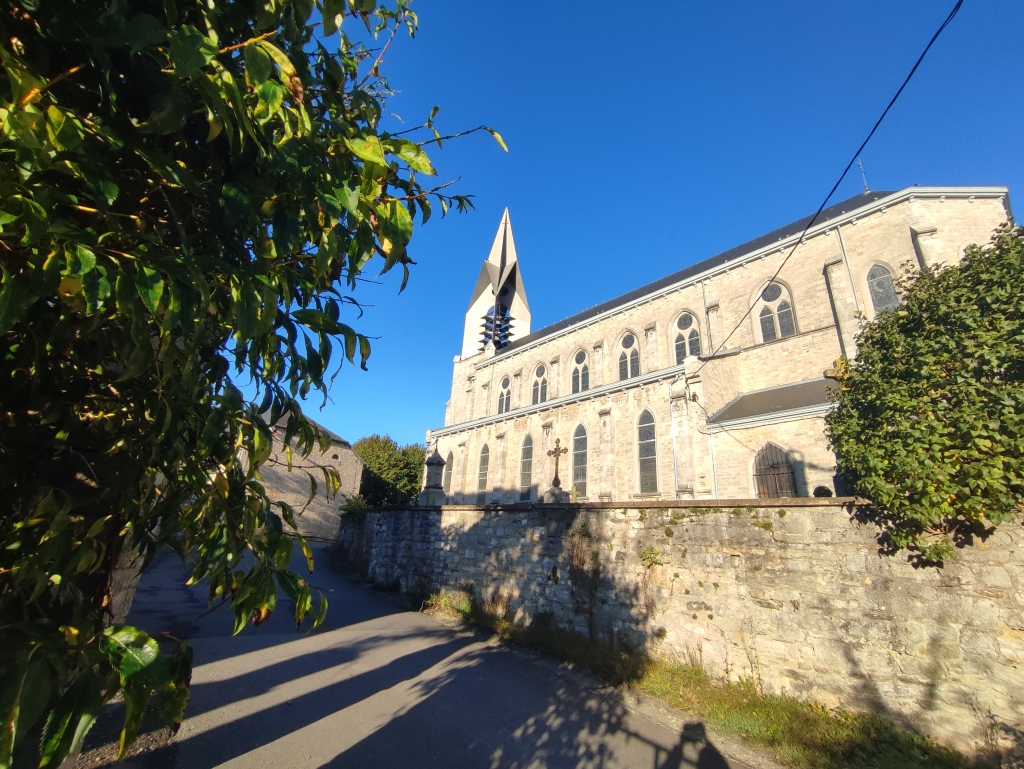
690, 0, 964, 378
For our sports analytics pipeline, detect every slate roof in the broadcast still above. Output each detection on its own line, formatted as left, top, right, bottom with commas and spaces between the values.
495, 190, 895, 356
708, 379, 832, 424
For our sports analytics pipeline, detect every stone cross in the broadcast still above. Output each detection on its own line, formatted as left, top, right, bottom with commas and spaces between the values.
547, 438, 568, 489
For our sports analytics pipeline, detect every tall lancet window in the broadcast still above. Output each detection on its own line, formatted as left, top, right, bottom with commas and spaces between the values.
443, 451, 454, 498
571, 351, 589, 394
476, 445, 490, 504
520, 435, 533, 501
756, 282, 797, 343
571, 424, 588, 498
497, 376, 511, 414
531, 365, 548, 405
619, 334, 640, 380
674, 313, 701, 364
867, 264, 899, 313
637, 410, 658, 493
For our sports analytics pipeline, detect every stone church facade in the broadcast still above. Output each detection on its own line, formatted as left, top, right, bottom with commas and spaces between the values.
427, 186, 1011, 503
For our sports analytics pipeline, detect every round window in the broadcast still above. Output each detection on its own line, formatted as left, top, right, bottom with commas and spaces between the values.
761, 283, 782, 302
677, 314, 693, 330
575, 351, 586, 365
501, 377, 510, 389
536, 365, 545, 377
622, 334, 635, 349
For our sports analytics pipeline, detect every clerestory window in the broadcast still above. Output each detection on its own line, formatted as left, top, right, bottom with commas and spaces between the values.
619, 334, 640, 380
571, 350, 590, 394
756, 282, 796, 343
497, 376, 511, 414
674, 313, 701, 363
531, 365, 548, 405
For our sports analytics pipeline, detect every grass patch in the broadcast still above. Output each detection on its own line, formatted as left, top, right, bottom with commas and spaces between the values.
638, 660, 970, 769
423, 587, 973, 769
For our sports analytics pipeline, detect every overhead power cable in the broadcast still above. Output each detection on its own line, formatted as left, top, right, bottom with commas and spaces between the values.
690, 0, 964, 379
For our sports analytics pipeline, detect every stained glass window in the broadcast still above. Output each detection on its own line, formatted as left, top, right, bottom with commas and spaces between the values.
520, 436, 533, 501
638, 411, 658, 493
572, 425, 587, 498
476, 445, 489, 504
867, 264, 899, 312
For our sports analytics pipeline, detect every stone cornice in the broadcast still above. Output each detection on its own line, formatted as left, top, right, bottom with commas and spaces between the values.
465, 186, 1008, 371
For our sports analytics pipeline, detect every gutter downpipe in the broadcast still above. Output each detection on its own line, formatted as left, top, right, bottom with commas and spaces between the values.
834, 225, 862, 314
708, 425, 720, 500
669, 374, 683, 500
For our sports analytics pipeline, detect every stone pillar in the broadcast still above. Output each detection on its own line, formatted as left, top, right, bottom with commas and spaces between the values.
418, 449, 446, 506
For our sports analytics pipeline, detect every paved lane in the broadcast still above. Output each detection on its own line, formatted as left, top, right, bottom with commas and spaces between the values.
123, 544, 758, 769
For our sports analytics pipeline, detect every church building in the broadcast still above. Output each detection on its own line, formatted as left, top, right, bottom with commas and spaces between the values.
427, 186, 1011, 503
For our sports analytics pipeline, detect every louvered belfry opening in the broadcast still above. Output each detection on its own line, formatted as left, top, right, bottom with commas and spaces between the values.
753, 443, 796, 499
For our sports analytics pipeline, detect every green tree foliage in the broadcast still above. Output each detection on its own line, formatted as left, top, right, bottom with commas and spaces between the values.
0, 0, 504, 763
826, 223, 1024, 566
353, 434, 424, 505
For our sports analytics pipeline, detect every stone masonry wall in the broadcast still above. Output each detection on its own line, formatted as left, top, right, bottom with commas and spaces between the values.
355, 499, 1023, 754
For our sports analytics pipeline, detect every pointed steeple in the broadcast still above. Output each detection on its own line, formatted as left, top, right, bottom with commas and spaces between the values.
461, 209, 532, 358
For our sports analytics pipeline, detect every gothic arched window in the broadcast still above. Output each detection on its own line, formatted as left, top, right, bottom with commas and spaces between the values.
674, 313, 701, 363
476, 444, 490, 504
753, 443, 796, 499
637, 410, 658, 493
443, 451, 454, 496
531, 365, 548, 405
571, 350, 589, 394
571, 424, 588, 498
619, 334, 639, 381
520, 435, 533, 501
756, 282, 797, 343
497, 376, 511, 414
867, 264, 899, 313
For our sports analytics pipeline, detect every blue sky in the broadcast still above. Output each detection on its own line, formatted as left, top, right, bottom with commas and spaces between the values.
302, 0, 1024, 446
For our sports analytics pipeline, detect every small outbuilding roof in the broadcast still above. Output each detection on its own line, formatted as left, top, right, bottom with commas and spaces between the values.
708, 379, 833, 424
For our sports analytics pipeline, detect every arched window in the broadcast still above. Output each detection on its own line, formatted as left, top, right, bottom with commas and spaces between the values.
476, 445, 490, 504
519, 435, 533, 501
753, 443, 796, 499
571, 424, 587, 498
674, 313, 701, 363
867, 264, 899, 313
497, 376, 511, 414
531, 365, 548, 405
571, 350, 589, 394
756, 282, 797, 343
619, 333, 639, 381
443, 451, 454, 496
637, 410, 658, 493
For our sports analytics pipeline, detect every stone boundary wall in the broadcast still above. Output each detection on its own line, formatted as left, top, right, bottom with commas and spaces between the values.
343, 498, 1023, 754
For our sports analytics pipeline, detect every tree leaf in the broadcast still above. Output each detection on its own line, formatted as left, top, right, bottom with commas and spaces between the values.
382, 138, 435, 175
118, 681, 150, 760
484, 126, 508, 151
128, 13, 169, 56
168, 26, 218, 78
99, 626, 169, 689
344, 136, 387, 166
38, 672, 101, 768
255, 40, 297, 79
243, 43, 274, 89
136, 265, 164, 315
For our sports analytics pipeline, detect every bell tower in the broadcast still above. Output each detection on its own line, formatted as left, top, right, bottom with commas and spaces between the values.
461, 208, 531, 358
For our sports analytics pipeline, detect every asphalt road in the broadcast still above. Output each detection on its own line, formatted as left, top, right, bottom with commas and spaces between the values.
115, 544, 761, 769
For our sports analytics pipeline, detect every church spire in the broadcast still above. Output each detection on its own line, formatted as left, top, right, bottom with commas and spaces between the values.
461, 209, 532, 358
